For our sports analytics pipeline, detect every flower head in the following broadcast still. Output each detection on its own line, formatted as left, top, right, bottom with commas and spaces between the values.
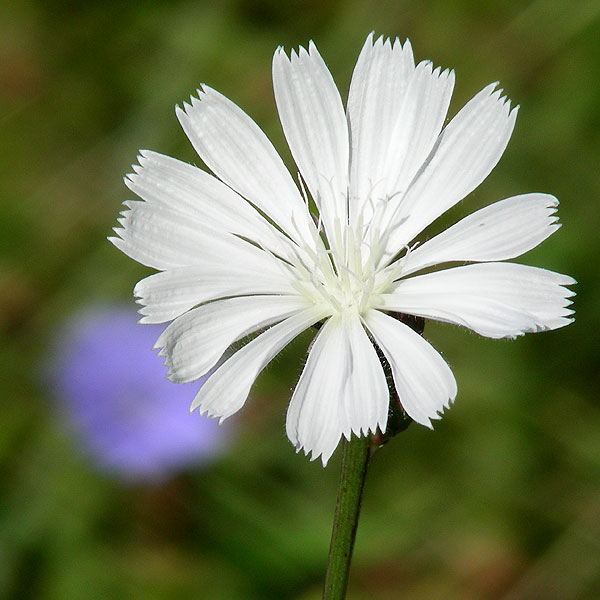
110, 34, 575, 466
51, 306, 229, 482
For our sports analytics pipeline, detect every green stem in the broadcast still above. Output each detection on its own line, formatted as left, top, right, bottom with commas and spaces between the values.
323, 435, 371, 600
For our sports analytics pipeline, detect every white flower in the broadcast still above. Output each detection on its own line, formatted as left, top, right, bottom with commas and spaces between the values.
110, 34, 575, 466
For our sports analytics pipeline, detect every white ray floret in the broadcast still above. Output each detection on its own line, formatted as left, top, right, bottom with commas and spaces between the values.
111, 34, 575, 466
286, 312, 389, 465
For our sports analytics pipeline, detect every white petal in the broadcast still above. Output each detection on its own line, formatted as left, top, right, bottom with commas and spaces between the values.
190, 307, 327, 421
401, 193, 561, 276
363, 309, 457, 428
156, 295, 311, 383
109, 200, 290, 273
347, 34, 415, 226
380, 263, 576, 338
134, 263, 298, 324
125, 150, 296, 259
378, 60, 454, 214
286, 311, 388, 466
273, 42, 349, 242
109, 200, 231, 270
383, 83, 518, 259
176, 86, 316, 247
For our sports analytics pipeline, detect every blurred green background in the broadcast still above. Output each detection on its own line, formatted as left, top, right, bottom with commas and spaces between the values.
1, 0, 599, 598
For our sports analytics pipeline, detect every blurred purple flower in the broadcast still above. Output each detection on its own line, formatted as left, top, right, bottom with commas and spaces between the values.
51, 305, 229, 482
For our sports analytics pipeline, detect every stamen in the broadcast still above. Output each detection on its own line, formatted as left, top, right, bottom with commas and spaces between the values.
288, 179, 402, 317
377, 243, 417, 291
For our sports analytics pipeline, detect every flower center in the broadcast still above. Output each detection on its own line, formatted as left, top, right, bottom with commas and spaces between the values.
290, 219, 398, 317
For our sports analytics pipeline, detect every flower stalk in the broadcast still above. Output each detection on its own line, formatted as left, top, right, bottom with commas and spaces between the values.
323, 434, 371, 600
